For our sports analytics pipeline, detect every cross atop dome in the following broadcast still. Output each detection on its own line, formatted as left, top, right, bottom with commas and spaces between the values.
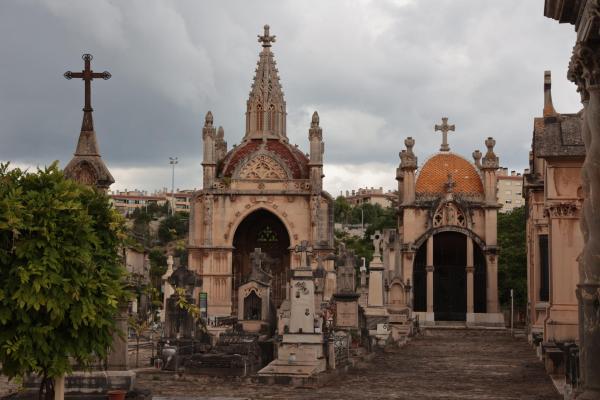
258, 24, 276, 48
434, 117, 455, 152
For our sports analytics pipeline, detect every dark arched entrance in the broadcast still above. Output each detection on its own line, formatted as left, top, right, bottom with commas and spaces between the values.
232, 209, 290, 314
433, 232, 467, 321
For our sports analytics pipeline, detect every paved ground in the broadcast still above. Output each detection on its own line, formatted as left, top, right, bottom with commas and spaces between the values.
136, 329, 559, 400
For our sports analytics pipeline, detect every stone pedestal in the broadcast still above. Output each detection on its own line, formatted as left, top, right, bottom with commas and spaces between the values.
258, 245, 326, 380
365, 232, 390, 344
333, 293, 360, 330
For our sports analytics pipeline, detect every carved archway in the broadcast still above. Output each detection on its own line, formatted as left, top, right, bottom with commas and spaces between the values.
232, 209, 290, 314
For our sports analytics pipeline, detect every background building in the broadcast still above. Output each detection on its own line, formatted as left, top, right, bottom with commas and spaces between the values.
343, 187, 396, 208
110, 189, 193, 215
496, 168, 523, 212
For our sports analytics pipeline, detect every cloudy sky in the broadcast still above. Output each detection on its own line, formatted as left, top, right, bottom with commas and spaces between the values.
0, 0, 580, 195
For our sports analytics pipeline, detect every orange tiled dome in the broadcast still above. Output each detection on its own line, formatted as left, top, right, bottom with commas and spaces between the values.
416, 153, 483, 195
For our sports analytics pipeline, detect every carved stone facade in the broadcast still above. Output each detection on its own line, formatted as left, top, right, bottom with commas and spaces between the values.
524, 71, 585, 350
388, 118, 503, 326
544, 2, 600, 395
189, 26, 335, 319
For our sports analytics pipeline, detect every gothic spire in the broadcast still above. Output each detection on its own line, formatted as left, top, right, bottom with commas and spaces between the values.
244, 25, 287, 141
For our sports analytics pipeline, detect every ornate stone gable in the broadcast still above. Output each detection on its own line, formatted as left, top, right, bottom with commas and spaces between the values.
238, 154, 289, 180
432, 201, 467, 228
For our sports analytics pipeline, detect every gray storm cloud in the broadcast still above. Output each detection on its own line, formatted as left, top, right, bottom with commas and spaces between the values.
0, 0, 580, 194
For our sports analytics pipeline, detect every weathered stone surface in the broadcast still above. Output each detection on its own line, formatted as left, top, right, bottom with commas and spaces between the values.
136, 330, 558, 399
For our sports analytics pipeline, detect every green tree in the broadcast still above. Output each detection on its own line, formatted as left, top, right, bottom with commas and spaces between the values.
497, 206, 527, 309
0, 163, 128, 400
157, 212, 189, 244
333, 196, 351, 224
148, 248, 167, 289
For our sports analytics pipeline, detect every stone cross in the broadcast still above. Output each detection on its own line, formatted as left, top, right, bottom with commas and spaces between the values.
250, 248, 268, 271
294, 240, 313, 267
258, 24, 276, 48
434, 117, 455, 152
371, 231, 383, 261
64, 54, 111, 131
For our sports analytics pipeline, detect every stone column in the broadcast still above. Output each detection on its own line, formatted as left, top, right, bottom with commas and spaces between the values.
466, 236, 475, 323
426, 236, 434, 322
486, 253, 499, 314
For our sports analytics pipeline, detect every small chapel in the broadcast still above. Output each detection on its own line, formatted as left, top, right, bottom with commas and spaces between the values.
188, 26, 336, 319
386, 119, 504, 326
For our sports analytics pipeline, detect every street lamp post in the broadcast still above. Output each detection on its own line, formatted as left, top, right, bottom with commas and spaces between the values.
169, 157, 178, 216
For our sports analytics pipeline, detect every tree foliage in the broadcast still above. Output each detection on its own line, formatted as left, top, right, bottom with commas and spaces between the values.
497, 206, 527, 308
157, 212, 189, 244
333, 197, 397, 267
0, 163, 128, 397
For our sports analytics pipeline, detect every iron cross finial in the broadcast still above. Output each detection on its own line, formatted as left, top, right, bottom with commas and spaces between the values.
64, 53, 111, 132
434, 117, 455, 152
258, 24, 276, 48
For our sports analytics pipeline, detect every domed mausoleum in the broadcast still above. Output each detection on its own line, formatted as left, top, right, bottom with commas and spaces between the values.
385, 118, 503, 326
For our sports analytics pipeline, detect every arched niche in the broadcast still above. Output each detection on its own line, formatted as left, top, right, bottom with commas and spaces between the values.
232, 209, 290, 313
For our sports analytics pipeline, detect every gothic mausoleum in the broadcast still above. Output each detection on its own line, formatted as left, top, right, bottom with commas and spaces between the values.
188, 26, 335, 320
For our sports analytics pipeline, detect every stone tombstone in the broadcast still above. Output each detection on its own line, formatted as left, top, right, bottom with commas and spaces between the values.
165, 266, 202, 338
333, 248, 360, 329
335, 300, 359, 329
337, 249, 357, 294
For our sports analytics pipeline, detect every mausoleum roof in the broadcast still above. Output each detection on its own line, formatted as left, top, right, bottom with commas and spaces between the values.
416, 153, 483, 195
218, 138, 309, 179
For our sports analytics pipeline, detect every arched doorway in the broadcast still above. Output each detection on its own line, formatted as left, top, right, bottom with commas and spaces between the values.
232, 209, 290, 314
434, 232, 467, 321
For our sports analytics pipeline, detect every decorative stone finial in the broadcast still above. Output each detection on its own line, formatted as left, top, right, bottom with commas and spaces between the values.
217, 125, 224, 138
258, 24, 276, 48
309, 111, 322, 142
482, 137, 499, 169
472, 149, 482, 168
205, 111, 213, 127
405, 137, 415, 154
311, 111, 320, 127
400, 137, 417, 170
485, 137, 496, 153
